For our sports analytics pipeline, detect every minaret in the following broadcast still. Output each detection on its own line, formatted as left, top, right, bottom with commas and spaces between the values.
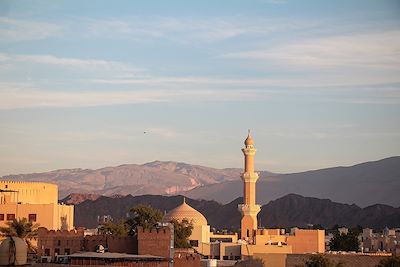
238, 130, 261, 243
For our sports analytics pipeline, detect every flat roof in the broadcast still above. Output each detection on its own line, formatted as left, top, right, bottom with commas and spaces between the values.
68, 252, 165, 261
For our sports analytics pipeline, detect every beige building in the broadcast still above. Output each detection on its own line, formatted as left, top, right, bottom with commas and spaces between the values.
0, 181, 74, 230
361, 227, 400, 254
165, 132, 325, 260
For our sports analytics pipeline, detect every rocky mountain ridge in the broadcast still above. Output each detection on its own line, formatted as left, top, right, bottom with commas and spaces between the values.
72, 193, 400, 230
3, 157, 400, 207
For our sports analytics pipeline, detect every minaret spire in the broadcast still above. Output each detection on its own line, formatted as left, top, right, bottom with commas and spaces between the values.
238, 131, 261, 244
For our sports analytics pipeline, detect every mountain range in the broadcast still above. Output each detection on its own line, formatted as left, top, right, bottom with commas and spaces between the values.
70, 193, 400, 230
185, 156, 400, 207
2, 161, 241, 199
2, 157, 400, 207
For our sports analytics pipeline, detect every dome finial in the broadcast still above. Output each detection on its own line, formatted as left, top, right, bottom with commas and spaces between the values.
183, 196, 186, 204
245, 130, 254, 146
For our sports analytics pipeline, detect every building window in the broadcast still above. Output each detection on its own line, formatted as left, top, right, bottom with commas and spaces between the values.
54, 248, 60, 255
189, 240, 199, 247
0, 214, 4, 221
57, 240, 61, 246
64, 248, 70, 255
6, 214, 15, 221
28, 214, 37, 222
44, 249, 50, 256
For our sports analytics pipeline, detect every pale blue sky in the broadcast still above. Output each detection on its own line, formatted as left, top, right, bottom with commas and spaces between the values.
0, 0, 399, 176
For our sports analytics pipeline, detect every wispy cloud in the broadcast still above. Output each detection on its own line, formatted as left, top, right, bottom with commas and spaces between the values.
0, 85, 264, 110
224, 30, 400, 70
0, 53, 143, 74
0, 17, 61, 42
15, 54, 141, 71
84, 16, 319, 43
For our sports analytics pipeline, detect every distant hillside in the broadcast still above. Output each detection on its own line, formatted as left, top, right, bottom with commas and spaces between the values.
1, 161, 242, 199
185, 157, 400, 207
73, 194, 400, 230
60, 193, 103, 205
2, 157, 399, 207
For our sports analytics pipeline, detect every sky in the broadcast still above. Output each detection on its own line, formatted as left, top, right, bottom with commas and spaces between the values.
0, 0, 399, 176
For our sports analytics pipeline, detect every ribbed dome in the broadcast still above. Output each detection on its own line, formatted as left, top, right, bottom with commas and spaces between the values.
164, 198, 208, 226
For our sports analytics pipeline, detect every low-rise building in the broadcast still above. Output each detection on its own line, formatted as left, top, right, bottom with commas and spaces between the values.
37, 225, 200, 267
0, 181, 74, 230
361, 227, 400, 254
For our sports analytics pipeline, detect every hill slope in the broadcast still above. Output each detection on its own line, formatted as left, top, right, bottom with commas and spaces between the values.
73, 194, 400, 230
185, 157, 400, 207
2, 161, 241, 198
2, 157, 399, 207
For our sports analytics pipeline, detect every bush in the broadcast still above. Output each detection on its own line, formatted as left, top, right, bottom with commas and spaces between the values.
296, 254, 345, 267
376, 256, 400, 267
234, 258, 264, 267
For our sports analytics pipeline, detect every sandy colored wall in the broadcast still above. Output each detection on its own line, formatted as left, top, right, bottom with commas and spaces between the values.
0, 203, 74, 230
0, 203, 56, 229
241, 243, 292, 257
254, 253, 287, 267
57, 204, 74, 230
286, 229, 325, 253
254, 232, 287, 245
0, 181, 58, 204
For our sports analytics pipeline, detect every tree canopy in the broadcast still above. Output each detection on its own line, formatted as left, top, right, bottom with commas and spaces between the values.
170, 218, 193, 248
126, 204, 163, 235
98, 221, 128, 236
329, 230, 359, 252
0, 218, 40, 252
0, 218, 39, 239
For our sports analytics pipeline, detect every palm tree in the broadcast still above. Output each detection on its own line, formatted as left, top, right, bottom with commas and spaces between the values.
0, 218, 40, 252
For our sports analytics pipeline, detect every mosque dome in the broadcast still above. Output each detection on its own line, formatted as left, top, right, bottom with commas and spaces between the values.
164, 198, 208, 226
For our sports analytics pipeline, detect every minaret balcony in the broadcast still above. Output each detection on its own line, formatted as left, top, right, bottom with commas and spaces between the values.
238, 204, 261, 216
241, 147, 256, 156
240, 172, 259, 182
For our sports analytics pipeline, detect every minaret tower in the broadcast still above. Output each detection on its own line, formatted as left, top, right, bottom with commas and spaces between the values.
238, 130, 261, 243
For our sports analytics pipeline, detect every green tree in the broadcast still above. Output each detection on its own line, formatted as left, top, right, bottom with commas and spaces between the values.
0, 218, 39, 252
350, 225, 363, 236
296, 254, 345, 267
312, 224, 325, 230
98, 221, 128, 236
329, 230, 359, 252
170, 219, 193, 248
126, 204, 163, 235
376, 256, 400, 267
